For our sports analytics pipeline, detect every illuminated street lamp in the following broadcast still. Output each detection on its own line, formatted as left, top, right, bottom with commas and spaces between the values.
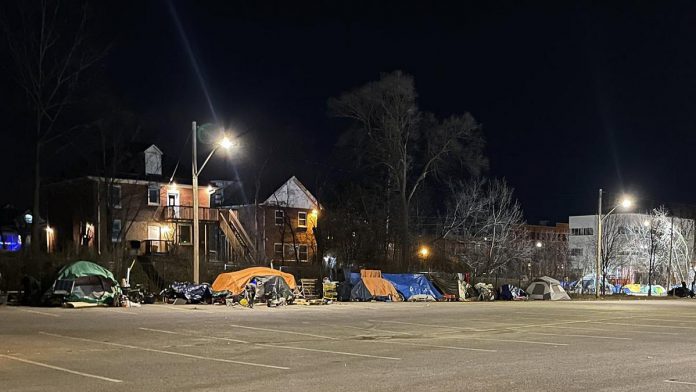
595, 190, 634, 298
535, 241, 543, 248
192, 121, 233, 284
418, 246, 430, 258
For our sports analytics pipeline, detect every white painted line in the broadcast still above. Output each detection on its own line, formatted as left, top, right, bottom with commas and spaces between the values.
374, 340, 497, 353
526, 331, 631, 341
326, 324, 414, 335
0, 353, 122, 383
447, 336, 568, 346
665, 379, 696, 386
368, 319, 484, 332
39, 332, 289, 370
255, 343, 402, 360
541, 325, 679, 336
159, 305, 215, 314
16, 308, 60, 317
138, 327, 399, 360
228, 324, 339, 340
139, 327, 250, 344
589, 321, 696, 330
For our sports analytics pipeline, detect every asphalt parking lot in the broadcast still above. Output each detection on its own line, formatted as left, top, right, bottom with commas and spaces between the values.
1, 300, 696, 391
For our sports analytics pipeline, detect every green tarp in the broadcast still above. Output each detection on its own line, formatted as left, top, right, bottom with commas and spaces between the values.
56, 260, 117, 282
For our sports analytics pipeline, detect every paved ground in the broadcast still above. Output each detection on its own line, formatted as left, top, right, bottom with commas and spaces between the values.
1, 300, 696, 391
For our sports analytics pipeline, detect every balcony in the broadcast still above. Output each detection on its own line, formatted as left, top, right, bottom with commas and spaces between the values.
162, 206, 220, 222
141, 239, 174, 255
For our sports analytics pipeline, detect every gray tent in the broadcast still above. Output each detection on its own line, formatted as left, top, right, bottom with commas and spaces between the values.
526, 276, 570, 300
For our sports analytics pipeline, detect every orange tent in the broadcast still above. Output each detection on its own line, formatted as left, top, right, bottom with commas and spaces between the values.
359, 269, 401, 300
211, 267, 297, 294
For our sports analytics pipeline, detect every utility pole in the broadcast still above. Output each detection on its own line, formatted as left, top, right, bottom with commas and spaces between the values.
596, 189, 603, 298
192, 121, 200, 284
668, 215, 674, 295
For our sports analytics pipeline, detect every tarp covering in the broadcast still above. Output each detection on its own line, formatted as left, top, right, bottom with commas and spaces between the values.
426, 272, 467, 298
622, 284, 667, 296
56, 260, 117, 282
383, 273, 443, 300
166, 282, 213, 303
212, 267, 296, 294
498, 284, 527, 300
51, 261, 119, 304
254, 276, 294, 302
350, 270, 401, 301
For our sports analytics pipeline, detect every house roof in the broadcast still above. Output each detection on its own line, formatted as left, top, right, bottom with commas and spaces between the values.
215, 176, 319, 209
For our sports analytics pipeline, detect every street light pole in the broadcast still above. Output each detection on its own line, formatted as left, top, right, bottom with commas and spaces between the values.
192, 121, 200, 284
596, 189, 603, 298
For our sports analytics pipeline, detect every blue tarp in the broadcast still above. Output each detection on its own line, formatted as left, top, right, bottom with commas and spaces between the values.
382, 273, 443, 300
348, 272, 443, 300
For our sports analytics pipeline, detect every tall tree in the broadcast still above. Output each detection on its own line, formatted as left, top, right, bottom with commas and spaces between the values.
2, 0, 102, 253
329, 71, 486, 269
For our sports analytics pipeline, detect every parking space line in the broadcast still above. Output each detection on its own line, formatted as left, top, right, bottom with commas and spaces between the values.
325, 324, 414, 335
589, 321, 696, 330
228, 324, 339, 340
138, 327, 400, 360
158, 305, 216, 314
525, 331, 631, 340
374, 340, 497, 353
16, 309, 60, 317
541, 325, 679, 336
368, 319, 485, 332
665, 379, 696, 386
444, 336, 568, 346
255, 343, 401, 360
39, 332, 289, 370
0, 353, 122, 383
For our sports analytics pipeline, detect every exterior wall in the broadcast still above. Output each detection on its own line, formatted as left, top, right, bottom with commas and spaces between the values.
568, 215, 597, 276
262, 206, 318, 264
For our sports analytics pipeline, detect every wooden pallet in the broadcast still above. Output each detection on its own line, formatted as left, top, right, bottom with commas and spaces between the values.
294, 298, 323, 306
300, 278, 319, 299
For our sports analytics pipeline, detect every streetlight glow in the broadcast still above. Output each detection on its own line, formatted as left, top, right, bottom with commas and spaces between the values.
535, 241, 543, 248
620, 196, 633, 209
419, 246, 429, 258
219, 137, 233, 150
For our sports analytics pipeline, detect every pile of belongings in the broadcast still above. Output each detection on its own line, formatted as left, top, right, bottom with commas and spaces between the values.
382, 273, 442, 301
474, 283, 495, 301
667, 282, 695, 298
526, 276, 571, 300
160, 282, 213, 304
621, 283, 667, 296
350, 269, 401, 301
44, 260, 120, 306
498, 284, 528, 300
425, 272, 468, 300
211, 267, 296, 305
571, 274, 616, 295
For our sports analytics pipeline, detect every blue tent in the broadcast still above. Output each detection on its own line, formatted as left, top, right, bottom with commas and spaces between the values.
382, 273, 443, 300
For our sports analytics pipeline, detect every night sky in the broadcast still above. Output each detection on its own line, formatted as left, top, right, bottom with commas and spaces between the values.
3, 1, 696, 223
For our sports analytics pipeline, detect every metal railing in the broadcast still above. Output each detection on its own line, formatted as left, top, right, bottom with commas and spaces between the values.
162, 205, 220, 221
141, 239, 174, 255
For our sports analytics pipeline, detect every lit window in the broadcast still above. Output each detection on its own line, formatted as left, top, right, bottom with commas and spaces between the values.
275, 210, 284, 225
148, 185, 160, 205
111, 219, 122, 243
179, 224, 192, 245
298, 211, 307, 227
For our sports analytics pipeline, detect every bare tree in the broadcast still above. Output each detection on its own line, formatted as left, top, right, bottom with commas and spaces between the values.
438, 178, 530, 276
329, 71, 487, 270
3, 0, 103, 253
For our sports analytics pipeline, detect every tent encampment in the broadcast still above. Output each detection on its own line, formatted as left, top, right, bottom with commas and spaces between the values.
498, 284, 527, 300
426, 272, 468, 299
621, 284, 667, 296
211, 267, 296, 295
382, 273, 442, 301
526, 276, 570, 300
47, 260, 120, 305
350, 270, 401, 301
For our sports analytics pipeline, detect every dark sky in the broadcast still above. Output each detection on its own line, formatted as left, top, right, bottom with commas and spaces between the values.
4, 0, 696, 223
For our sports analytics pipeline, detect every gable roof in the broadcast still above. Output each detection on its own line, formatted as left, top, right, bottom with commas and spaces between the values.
262, 176, 318, 209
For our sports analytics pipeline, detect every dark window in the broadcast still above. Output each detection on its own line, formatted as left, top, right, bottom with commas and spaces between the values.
111, 219, 122, 242
275, 210, 284, 225
298, 212, 307, 227
274, 243, 283, 258
148, 186, 160, 205
298, 244, 308, 261
109, 185, 122, 209
570, 248, 583, 256
179, 224, 192, 245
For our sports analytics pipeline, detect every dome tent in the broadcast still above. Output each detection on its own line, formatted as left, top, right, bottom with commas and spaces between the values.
526, 276, 570, 301
47, 260, 120, 305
